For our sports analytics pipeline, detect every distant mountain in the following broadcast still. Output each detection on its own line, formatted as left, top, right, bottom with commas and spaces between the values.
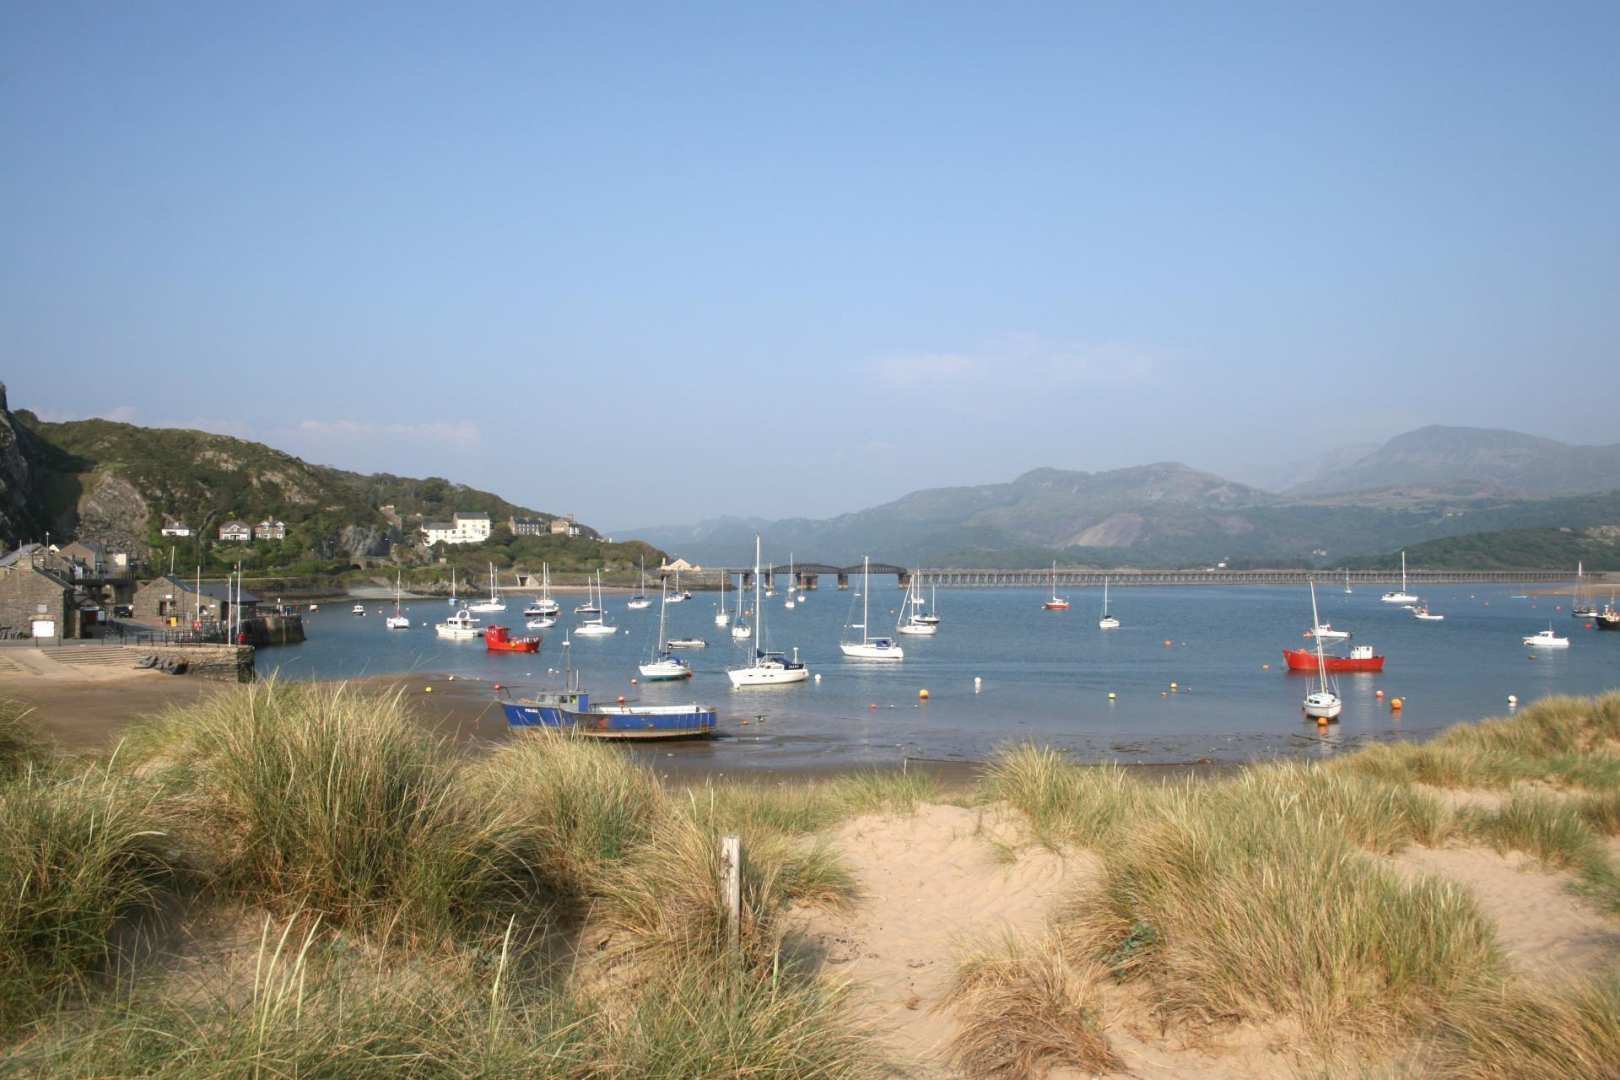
636, 457, 1620, 570
1294, 426, 1620, 498
1228, 442, 1381, 493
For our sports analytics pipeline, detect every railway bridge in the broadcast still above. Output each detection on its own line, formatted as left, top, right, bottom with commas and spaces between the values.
691, 566, 1583, 591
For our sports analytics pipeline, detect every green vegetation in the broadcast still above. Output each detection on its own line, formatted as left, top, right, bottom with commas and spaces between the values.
956, 692, 1620, 1075
0, 682, 914, 1075
1343, 525, 1620, 572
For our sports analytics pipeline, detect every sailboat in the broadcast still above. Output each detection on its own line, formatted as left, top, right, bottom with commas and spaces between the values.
763, 564, 775, 598
385, 570, 411, 630
920, 579, 946, 628
666, 566, 689, 602
784, 556, 797, 609
729, 537, 809, 686
575, 572, 617, 636
639, 581, 693, 680
627, 557, 652, 610
1302, 581, 1343, 720
1573, 562, 1599, 619
467, 563, 506, 613
714, 571, 731, 628
448, 566, 458, 606
1380, 551, 1420, 604
573, 569, 603, 615
896, 570, 937, 636
1344, 569, 1353, 595
1042, 561, 1070, 611
842, 557, 905, 658
527, 564, 561, 617
730, 573, 752, 640
1097, 576, 1120, 630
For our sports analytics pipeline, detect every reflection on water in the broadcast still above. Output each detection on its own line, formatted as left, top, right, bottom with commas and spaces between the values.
267, 585, 1618, 769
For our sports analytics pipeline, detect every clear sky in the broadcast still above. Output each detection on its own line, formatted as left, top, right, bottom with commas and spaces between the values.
5, 2, 1618, 530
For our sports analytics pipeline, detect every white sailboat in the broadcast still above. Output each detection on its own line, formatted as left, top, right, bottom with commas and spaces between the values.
1381, 551, 1419, 604
638, 581, 692, 680
715, 571, 731, 628
1097, 576, 1120, 630
447, 566, 458, 606
841, 557, 905, 659
1344, 569, 1353, 595
729, 537, 809, 686
385, 570, 411, 630
666, 566, 689, 602
528, 564, 561, 617
763, 564, 775, 598
896, 570, 937, 636
1302, 581, 1343, 720
575, 572, 617, 636
573, 568, 602, 615
730, 572, 751, 641
1574, 562, 1599, 619
784, 556, 797, 609
914, 576, 941, 626
467, 563, 506, 613
627, 557, 652, 610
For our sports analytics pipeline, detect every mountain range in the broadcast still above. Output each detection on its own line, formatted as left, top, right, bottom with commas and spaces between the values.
631, 426, 1620, 568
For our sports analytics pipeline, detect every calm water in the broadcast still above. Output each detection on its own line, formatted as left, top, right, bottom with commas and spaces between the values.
266, 584, 1618, 769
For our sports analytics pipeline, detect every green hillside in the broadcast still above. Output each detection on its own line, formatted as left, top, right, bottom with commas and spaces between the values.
1341, 527, 1620, 572
9, 408, 660, 579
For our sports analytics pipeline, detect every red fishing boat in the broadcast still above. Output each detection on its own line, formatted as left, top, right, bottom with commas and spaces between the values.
485, 625, 541, 654
1283, 643, 1384, 673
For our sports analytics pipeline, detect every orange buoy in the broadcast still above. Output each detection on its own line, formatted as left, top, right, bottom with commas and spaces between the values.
918, 688, 929, 700
1391, 697, 1404, 711
1163, 639, 1173, 647
424, 686, 433, 693
493, 683, 502, 691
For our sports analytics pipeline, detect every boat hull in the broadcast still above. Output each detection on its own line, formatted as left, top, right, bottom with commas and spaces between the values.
1597, 615, 1620, 631
840, 642, 904, 660
485, 626, 541, 653
1283, 649, 1384, 673
728, 666, 810, 687
503, 699, 715, 739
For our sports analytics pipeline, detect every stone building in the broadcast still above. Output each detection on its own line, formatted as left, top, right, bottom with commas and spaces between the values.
130, 574, 258, 628
0, 557, 79, 638
509, 516, 546, 536
253, 518, 287, 540
218, 520, 252, 542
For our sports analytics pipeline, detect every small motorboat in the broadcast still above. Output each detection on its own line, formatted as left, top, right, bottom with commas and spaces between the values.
1412, 604, 1445, 621
308, 603, 319, 612
351, 603, 366, 616
666, 637, 707, 649
1309, 623, 1352, 641
1523, 627, 1570, 649
1597, 604, 1620, 631
526, 616, 556, 630
1283, 643, 1385, 673
485, 625, 541, 653
503, 688, 715, 739
435, 608, 482, 639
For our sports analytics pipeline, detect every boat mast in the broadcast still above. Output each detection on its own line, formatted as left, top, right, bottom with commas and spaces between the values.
1311, 580, 1330, 695
863, 556, 871, 645
753, 536, 762, 654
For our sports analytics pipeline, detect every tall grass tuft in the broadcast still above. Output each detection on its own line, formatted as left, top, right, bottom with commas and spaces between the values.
944, 933, 1116, 1078
980, 746, 1154, 848
1462, 789, 1620, 912
466, 730, 664, 895
1429, 976, 1620, 1078
121, 680, 546, 941
0, 700, 48, 777
0, 764, 177, 1034
1073, 781, 1501, 1045
598, 792, 854, 966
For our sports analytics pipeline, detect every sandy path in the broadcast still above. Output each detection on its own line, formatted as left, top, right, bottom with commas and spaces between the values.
787, 804, 1080, 1076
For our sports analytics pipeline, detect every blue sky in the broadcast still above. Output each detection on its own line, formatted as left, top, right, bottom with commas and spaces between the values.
4, 2, 1617, 529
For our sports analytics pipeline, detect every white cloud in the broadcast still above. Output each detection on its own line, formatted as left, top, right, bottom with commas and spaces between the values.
874, 353, 982, 387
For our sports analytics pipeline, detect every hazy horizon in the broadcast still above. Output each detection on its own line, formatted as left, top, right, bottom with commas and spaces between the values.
7, 3, 1618, 527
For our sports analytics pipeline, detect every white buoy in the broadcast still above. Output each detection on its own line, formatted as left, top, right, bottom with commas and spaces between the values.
1508, 694, 1519, 707
974, 676, 982, 692
814, 672, 822, 683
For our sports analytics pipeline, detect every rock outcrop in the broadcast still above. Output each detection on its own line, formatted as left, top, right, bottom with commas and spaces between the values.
0, 384, 45, 547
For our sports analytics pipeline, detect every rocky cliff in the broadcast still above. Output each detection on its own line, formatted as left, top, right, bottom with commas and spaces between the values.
0, 384, 45, 547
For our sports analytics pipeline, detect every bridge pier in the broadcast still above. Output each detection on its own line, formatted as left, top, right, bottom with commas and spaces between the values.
836, 573, 850, 590
797, 573, 818, 591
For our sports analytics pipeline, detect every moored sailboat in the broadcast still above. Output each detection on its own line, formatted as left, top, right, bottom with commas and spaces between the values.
1042, 561, 1070, 611
841, 556, 905, 659
1098, 576, 1119, 630
1381, 551, 1419, 604
730, 537, 809, 686
1302, 581, 1343, 720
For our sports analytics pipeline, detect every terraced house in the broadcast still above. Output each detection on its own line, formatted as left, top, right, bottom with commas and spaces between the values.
0, 548, 79, 638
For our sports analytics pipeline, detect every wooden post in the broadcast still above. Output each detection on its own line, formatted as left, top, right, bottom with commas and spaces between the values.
721, 834, 741, 957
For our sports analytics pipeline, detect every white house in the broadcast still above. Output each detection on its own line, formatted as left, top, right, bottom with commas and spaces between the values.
218, 520, 252, 543
160, 517, 192, 538
421, 511, 492, 546
254, 519, 287, 541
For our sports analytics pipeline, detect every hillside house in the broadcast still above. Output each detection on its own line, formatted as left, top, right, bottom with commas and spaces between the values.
0, 558, 79, 639
509, 516, 546, 536
218, 521, 252, 543
421, 511, 492, 546
131, 574, 258, 628
549, 514, 581, 537
160, 517, 192, 538
254, 518, 287, 541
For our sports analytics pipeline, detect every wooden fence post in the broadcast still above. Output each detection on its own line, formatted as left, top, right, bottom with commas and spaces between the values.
721, 834, 741, 957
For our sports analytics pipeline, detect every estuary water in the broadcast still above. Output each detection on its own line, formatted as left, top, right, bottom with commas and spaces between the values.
266, 583, 1618, 770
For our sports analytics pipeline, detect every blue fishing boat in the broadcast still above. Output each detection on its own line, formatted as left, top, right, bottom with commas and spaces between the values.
501, 687, 717, 740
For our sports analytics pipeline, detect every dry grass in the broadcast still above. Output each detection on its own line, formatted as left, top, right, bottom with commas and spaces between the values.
0, 700, 47, 778
1428, 976, 1620, 1078
944, 933, 1117, 1078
